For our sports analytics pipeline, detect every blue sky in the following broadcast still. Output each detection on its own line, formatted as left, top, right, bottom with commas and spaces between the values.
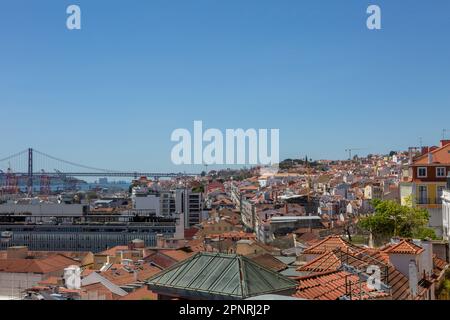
0, 0, 449, 173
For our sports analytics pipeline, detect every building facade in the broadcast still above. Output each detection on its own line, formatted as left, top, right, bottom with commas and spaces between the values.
400, 140, 450, 237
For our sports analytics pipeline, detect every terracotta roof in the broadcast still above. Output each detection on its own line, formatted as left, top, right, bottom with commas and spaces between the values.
297, 251, 341, 273
412, 143, 450, 165
250, 254, 287, 272
294, 270, 389, 300
101, 265, 161, 286
302, 236, 362, 255
99, 246, 129, 256
81, 281, 121, 300
0, 254, 80, 274
383, 240, 425, 255
433, 255, 448, 280
299, 246, 424, 300
184, 228, 200, 240
118, 286, 157, 300
144, 252, 180, 269
159, 250, 194, 262
209, 231, 256, 240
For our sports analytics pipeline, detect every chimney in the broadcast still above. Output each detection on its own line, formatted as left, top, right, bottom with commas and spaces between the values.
440, 140, 450, 147
421, 147, 429, 156
408, 260, 418, 299
64, 266, 81, 290
156, 234, 165, 248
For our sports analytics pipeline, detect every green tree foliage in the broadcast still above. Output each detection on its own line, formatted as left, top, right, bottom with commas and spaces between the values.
359, 199, 436, 242
192, 185, 204, 193
437, 269, 450, 300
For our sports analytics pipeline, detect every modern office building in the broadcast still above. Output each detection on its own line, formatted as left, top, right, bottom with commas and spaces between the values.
0, 212, 181, 252
175, 189, 204, 228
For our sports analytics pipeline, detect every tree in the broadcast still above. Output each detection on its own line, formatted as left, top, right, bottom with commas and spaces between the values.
358, 199, 436, 244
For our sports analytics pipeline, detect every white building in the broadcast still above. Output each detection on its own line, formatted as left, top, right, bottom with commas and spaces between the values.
131, 187, 161, 216
442, 187, 450, 242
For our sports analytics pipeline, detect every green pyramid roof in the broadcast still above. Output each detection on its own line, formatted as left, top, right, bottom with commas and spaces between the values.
146, 252, 298, 299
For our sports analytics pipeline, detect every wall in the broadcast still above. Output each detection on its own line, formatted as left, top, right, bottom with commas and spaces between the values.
0, 272, 43, 299
388, 253, 418, 278
0, 203, 86, 216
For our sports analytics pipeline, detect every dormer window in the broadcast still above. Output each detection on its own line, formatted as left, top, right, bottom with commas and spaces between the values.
417, 167, 427, 178
436, 167, 446, 178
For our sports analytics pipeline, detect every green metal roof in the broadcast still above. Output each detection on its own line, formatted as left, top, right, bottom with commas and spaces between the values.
146, 252, 298, 299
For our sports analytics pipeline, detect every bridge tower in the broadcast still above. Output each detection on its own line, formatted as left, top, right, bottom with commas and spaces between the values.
28, 148, 33, 195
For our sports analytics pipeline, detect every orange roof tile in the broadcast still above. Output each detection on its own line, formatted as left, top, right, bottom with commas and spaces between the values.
412, 143, 450, 165
294, 270, 388, 300
383, 240, 425, 255
158, 250, 194, 262
0, 254, 80, 274
251, 254, 287, 272
119, 287, 157, 300
297, 251, 341, 273
101, 265, 161, 286
302, 236, 362, 255
98, 246, 129, 256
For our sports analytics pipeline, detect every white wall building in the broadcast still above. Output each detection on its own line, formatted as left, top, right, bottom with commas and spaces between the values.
442, 189, 450, 242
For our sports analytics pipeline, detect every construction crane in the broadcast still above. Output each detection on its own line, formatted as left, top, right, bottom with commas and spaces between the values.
345, 148, 365, 160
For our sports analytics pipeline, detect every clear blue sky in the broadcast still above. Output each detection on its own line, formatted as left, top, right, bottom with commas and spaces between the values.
0, 0, 449, 173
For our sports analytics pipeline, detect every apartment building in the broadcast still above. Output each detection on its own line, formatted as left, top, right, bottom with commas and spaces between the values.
175, 189, 204, 228
400, 140, 450, 237
442, 177, 450, 243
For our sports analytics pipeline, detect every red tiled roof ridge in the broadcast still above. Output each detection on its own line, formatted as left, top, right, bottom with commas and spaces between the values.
302, 235, 361, 255
297, 251, 341, 272
383, 240, 424, 255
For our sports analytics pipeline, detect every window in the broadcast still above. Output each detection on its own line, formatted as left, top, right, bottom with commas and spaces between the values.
436, 167, 446, 178
418, 186, 428, 204
417, 167, 427, 178
437, 186, 445, 204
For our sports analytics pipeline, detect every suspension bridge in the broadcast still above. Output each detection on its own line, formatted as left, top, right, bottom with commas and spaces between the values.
0, 148, 199, 194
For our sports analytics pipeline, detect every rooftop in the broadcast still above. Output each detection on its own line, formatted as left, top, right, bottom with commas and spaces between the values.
147, 252, 297, 300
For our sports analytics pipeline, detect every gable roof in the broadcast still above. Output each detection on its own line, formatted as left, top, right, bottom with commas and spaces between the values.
302, 236, 362, 255
250, 253, 287, 272
297, 247, 421, 300
297, 251, 341, 273
383, 240, 425, 255
294, 270, 389, 300
0, 254, 80, 274
412, 143, 450, 165
147, 252, 297, 299
101, 265, 161, 286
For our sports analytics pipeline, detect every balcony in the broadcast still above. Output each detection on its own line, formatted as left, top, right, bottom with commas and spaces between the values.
416, 198, 443, 205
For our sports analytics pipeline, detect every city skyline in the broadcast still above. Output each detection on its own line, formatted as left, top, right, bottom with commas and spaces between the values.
1, 0, 449, 172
